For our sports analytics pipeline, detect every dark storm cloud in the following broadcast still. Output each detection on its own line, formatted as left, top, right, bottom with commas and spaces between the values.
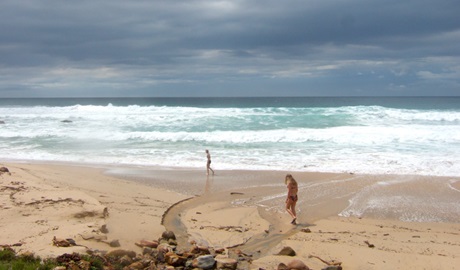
0, 0, 459, 97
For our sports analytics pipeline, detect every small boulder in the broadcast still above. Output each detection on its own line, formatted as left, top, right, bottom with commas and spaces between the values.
277, 263, 288, 270
161, 230, 176, 240
157, 243, 174, 254
108, 239, 120, 247
189, 245, 211, 255
127, 261, 144, 270
136, 240, 159, 248
287, 259, 310, 270
192, 255, 215, 269
168, 238, 177, 246
276, 246, 296, 256
100, 224, 109, 233
215, 256, 238, 270
106, 249, 136, 259
215, 247, 225, 254
165, 251, 186, 267
322, 266, 343, 270
0, 167, 10, 175
119, 255, 133, 266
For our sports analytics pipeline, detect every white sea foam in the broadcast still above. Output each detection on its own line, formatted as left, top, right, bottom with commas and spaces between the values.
1, 102, 459, 176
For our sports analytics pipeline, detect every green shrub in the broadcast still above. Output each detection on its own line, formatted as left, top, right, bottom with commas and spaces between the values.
0, 248, 57, 270
0, 248, 16, 261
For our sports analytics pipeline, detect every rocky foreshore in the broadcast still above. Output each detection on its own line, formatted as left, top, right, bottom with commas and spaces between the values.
2, 229, 335, 270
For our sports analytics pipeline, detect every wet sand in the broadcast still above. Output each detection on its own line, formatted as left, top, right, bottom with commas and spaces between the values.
1, 162, 459, 269
112, 168, 460, 223
97, 165, 460, 268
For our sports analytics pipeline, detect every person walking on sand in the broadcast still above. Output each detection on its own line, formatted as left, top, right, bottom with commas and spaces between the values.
285, 174, 298, 225
206, 149, 214, 175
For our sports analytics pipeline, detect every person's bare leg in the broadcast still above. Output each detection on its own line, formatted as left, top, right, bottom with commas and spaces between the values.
291, 202, 297, 218
286, 202, 297, 224
290, 202, 297, 224
286, 203, 295, 218
207, 166, 214, 175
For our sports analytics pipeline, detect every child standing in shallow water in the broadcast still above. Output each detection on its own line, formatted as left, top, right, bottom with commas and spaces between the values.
285, 174, 298, 224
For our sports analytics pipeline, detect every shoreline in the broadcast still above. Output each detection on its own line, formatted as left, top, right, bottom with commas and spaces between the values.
1, 161, 459, 269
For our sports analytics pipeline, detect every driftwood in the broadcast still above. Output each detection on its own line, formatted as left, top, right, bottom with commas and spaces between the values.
364, 240, 375, 248
53, 236, 91, 249
200, 225, 248, 232
53, 236, 73, 247
0, 243, 22, 248
308, 255, 342, 266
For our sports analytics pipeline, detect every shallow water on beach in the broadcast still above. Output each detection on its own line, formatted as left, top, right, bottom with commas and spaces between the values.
141, 167, 460, 260
109, 168, 460, 224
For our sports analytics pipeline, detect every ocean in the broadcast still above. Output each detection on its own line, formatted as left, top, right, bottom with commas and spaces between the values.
1, 97, 459, 177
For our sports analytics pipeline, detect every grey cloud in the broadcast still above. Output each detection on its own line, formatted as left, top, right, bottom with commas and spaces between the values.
0, 0, 459, 97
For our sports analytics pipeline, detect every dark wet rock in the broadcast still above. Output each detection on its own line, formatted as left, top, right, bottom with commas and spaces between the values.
108, 239, 120, 247
65, 238, 77, 246
215, 247, 225, 254
61, 120, 72, 123
156, 250, 165, 263
168, 238, 178, 246
0, 121, 5, 124
189, 245, 211, 255
161, 230, 176, 240
119, 255, 133, 266
364, 240, 375, 248
192, 254, 215, 269
100, 224, 109, 233
276, 246, 296, 256
322, 266, 343, 270
55, 253, 81, 264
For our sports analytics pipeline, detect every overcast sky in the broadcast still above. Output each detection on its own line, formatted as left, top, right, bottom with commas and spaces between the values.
1, 0, 459, 97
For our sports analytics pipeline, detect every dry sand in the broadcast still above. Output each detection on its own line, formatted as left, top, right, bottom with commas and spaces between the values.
1, 162, 459, 269
0, 162, 188, 258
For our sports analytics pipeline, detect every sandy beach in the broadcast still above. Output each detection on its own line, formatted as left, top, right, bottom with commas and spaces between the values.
0, 162, 189, 258
1, 162, 459, 269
